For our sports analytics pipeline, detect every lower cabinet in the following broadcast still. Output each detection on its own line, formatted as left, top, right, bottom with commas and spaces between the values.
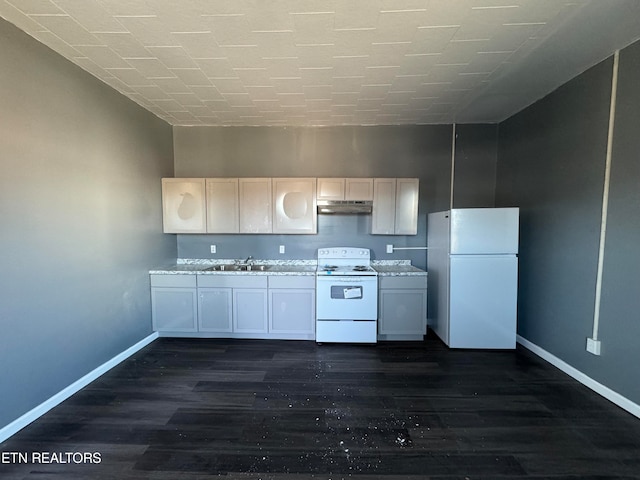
234, 288, 269, 333
268, 276, 315, 335
378, 276, 428, 340
198, 287, 233, 332
150, 275, 198, 332
150, 274, 314, 339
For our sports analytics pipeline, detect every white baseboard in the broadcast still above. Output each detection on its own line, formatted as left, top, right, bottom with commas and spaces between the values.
0, 332, 159, 444
517, 334, 640, 419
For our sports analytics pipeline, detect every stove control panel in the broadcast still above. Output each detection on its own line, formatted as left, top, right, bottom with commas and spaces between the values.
317, 247, 370, 261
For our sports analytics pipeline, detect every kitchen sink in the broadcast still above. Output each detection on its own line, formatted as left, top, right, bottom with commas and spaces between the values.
205, 264, 269, 272
237, 264, 269, 271
205, 264, 238, 271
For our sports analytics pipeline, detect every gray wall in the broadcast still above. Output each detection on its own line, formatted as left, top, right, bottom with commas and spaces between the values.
496, 41, 640, 404
453, 124, 498, 208
595, 41, 640, 403
173, 125, 455, 269
0, 19, 175, 429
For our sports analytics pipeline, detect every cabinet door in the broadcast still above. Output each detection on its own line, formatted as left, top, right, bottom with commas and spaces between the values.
272, 178, 317, 234
395, 178, 419, 235
345, 178, 374, 200
317, 178, 345, 200
198, 287, 233, 332
233, 289, 268, 333
239, 178, 272, 233
161, 178, 206, 233
269, 289, 315, 334
379, 289, 427, 335
371, 178, 396, 234
206, 178, 239, 233
151, 287, 198, 332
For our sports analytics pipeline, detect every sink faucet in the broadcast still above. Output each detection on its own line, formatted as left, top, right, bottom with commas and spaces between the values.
243, 255, 254, 265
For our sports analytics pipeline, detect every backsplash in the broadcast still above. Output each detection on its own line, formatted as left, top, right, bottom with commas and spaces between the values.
177, 213, 428, 269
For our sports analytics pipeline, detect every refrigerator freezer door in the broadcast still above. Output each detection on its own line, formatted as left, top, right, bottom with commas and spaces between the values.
450, 208, 519, 254
448, 255, 518, 349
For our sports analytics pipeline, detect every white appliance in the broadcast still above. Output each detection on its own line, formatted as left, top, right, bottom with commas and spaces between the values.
316, 247, 378, 343
427, 208, 519, 349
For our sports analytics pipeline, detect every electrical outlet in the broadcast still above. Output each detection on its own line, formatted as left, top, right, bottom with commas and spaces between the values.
210, 245, 216, 254
279, 245, 285, 254
386, 244, 393, 254
586, 337, 601, 356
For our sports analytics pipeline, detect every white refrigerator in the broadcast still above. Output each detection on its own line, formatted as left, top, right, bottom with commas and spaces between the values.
427, 208, 519, 349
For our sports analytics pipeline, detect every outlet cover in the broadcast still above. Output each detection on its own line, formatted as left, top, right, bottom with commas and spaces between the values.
586, 337, 601, 356
210, 245, 216, 254
279, 245, 285, 254
386, 244, 393, 254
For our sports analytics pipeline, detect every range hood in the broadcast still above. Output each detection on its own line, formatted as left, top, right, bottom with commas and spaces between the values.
317, 200, 373, 214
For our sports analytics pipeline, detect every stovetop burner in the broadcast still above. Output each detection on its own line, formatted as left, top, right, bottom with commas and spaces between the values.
316, 247, 378, 276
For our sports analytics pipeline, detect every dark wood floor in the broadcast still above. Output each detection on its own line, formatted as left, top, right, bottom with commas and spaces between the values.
2, 334, 640, 479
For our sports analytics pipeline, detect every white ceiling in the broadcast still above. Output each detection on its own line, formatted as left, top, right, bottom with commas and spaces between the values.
2, 0, 640, 127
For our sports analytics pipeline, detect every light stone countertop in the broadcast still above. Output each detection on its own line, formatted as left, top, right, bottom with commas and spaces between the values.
373, 264, 427, 276
150, 259, 426, 276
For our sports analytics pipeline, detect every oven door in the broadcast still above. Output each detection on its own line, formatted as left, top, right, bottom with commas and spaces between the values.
316, 275, 378, 320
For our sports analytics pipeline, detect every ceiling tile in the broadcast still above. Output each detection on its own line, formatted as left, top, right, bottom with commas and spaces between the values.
53, 0, 126, 33
151, 77, 192, 94
146, 46, 199, 69
170, 68, 212, 86
74, 45, 131, 69
106, 67, 155, 86
29, 14, 101, 45
8, 0, 63, 15
125, 57, 174, 78
93, 32, 151, 58
172, 32, 225, 58
189, 85, 224, 101
115, 15, 179, 47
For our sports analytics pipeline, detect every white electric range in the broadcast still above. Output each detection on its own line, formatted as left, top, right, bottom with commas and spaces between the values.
315, 247, 378, 344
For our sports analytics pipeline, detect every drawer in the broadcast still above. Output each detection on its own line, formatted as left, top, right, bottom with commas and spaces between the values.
197, 274, 268, 289
269, 275, 315, 289
150, 274, 196, 288
379, 276, 427, 290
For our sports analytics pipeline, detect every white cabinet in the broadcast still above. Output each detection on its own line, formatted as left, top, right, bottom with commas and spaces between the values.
317, 178, 345, 200
272, 178, 317, 234
161, 178, 206, 233
206, 178, 239, 233
150, 275, 198, 332
371, 178, 419, 235
234, 289, 269, 333
317, 178, 374, 201
345, 178, 374, 200
395, 178, 420, 234
268, 276, 315, 335
239, 178, 272, 233
378, 276, 428, 340
198, 287, 233, 332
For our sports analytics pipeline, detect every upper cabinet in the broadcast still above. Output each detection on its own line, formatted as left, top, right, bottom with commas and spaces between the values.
273, 178, 317, 234
345, 178, 374, 200
162, 178, 207, 233
239, 178, 272, 233
206, 178, 239, 233
372, 178, 419, 235
317, 178, 373, 201
317, 178, 345, 201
